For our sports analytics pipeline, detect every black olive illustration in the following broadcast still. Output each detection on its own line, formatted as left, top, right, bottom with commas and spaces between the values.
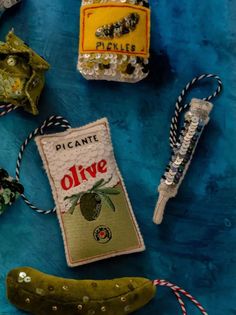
80, 193, 102, 221
64, 177, 120, 221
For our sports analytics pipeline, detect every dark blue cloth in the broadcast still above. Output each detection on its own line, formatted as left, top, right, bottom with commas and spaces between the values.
0, 0, 235, 314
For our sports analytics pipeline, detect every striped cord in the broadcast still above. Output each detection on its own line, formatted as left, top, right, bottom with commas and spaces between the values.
153, 279, 208, 315
0, 104, 18, 117
15, 115, 72, 215
169, 74, 223, 150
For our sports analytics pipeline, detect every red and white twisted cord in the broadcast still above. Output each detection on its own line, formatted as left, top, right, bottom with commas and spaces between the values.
153, 279, 208, 315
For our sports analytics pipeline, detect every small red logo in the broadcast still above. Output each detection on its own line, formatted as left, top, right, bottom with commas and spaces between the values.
93, 225, 112, 244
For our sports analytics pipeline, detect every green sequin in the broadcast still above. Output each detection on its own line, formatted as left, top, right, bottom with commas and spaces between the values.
0, 168, 23, 215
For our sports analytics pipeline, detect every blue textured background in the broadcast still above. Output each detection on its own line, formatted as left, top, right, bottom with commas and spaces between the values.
0, 0, 235, 314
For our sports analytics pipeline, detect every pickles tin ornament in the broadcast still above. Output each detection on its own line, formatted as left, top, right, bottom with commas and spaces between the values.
0, 30, 50, 116
7, 266, 209, 315
15, 116, 145, 267
153, 74, 223, 224
78, 0, 151, 82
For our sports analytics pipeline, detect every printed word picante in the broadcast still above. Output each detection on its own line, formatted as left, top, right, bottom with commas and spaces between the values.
55, 134, 98, 151
61, 159, 107, 191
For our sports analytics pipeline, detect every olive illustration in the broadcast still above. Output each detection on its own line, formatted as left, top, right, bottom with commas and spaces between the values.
65, 177, 120, 221
79, 193, 102, 221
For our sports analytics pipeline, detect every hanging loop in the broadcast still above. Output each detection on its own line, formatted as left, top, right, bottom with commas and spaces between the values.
153, 279, 208, 315
15, 115, 72, 215
0, 104, 18, 117
169, 74, 223, 150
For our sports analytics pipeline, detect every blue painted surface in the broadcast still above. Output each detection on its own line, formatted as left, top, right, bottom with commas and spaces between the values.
0, 0, 235, 314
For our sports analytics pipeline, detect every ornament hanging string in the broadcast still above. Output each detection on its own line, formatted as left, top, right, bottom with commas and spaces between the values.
15, 115, 72, 215
153, 279, 208, 315
169, 74, 223, 150
0, 104, 18, 117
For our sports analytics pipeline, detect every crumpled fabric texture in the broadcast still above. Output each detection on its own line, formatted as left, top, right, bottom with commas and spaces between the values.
0, 168, 23, 216
0, 30, 50, 115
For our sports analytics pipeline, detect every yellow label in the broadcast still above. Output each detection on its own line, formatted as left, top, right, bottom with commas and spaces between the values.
79, 3, 150, 57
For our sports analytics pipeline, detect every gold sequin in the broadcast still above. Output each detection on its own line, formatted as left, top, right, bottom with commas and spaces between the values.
124, 305, 131, 312
7, 56, 17, 67
62, 285, 69, 291
77, 304, 83, 310
24, 276, 31, 283
83, 296, 90, 303
121, 296, 126, 302
25, 298, 30, 304
18, 272, 26, 283
19, 272, 26, 278
52, 306, 58, 311
35, 288, 45, 296
101, 306, 106, 312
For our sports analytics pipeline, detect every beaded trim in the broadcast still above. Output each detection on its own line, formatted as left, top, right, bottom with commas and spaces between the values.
78, 54, 149, 82
153, 99, 213, 224
153, 74, 223, 224
163, 99, 212, 187
95, 13, 140, 39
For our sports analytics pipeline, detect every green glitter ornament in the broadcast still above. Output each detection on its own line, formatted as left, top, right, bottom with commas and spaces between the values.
0, 168, 23, 215
0, 30, 50, 115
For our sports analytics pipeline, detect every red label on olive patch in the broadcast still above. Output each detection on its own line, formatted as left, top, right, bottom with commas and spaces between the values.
93, 225, 112, 244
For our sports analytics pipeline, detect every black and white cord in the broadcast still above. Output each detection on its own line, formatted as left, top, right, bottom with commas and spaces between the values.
9, 74, 223, 214
15, 115, 72, 215
0, 104, 18, 117
169, 74, 223, 150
